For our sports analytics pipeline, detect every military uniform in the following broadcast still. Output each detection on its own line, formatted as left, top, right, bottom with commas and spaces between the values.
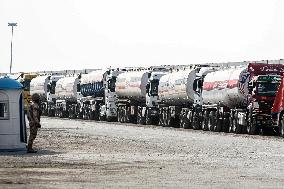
27, 94, 42, 153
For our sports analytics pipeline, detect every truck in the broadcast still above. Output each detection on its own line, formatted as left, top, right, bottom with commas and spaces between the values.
78, 69, 122, 121
115, 66, 181, 125
199, 63, 284, 135
54, 75, 82, 118
272, 76, 284, 137
30, 75, 63, 116
158, 66, 216, 128
137, 68, 169, 125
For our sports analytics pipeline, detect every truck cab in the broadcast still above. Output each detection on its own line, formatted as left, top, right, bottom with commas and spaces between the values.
271, 76, 284, 137
142, 70, 167, 125
46, 75, 64, 116
247, 75, 282, 134
100, 69, 122, 121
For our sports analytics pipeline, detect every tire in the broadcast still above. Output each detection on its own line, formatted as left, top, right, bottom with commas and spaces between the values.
158, 112, 163, 127
279, 114, 284, 137
192, 112, 201, 130
164, 113, 170, 127
222, 113, 230, 133
171, 117, 180, 128
234, 117, 242, 134
208, 111, 216, 131
99, 115, 106, 121
181, 115, 190, 129
214, 113, 222, 132
229, 116, 234, 133
202, 111, 209, 131
247, 115, 258, 135
145, 114, 152, 125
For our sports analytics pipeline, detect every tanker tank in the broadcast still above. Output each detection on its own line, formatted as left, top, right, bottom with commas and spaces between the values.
80, 70, 105, 97
30, 75, 49, 98
55, 76, 80, 100
202, 66, 249, 108
158, 69, 196, 106
115, 70, 149, 102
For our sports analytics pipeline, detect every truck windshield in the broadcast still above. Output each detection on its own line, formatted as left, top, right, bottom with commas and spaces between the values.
150, 79, 159, 96
50, 81, 56, 94
257, 82, 280, 97
108, 76, 116, 92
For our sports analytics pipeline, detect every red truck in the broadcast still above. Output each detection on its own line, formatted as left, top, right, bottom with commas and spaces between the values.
272, 76, 284, 137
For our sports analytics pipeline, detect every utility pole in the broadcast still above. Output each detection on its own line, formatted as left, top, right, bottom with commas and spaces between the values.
8, 22, 17, 74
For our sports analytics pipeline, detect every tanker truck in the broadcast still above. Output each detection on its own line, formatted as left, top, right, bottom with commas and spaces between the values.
79, 70, 104, 120
271, 77, 284, 137
158, 66, 216, 128
78, 69, 122, 121
136, 68, 170, 125
54, 75, 82, 118
30, 75, 63, 116
199, 63, 284, 135
116, 70, 149, 123
115, 67, 172, 124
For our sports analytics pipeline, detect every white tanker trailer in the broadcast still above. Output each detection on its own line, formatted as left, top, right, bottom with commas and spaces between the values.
78, 69, 123, 121
157, 66, 216, 128
30, 75, 63, 116
54, 76, 82, 118
115, 67, 183, 125
79, 70, 105, 120
158, 69, 195, 127
199, 63, 284, 135
116, 70, 149, 123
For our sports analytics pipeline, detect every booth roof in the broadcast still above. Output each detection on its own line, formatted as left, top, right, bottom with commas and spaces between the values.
0, 76, 23, 90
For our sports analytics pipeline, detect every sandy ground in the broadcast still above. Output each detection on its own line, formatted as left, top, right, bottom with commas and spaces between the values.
0, 117, 284, 188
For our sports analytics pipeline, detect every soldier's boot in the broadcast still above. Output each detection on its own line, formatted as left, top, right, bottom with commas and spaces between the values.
27, 143, 37, 153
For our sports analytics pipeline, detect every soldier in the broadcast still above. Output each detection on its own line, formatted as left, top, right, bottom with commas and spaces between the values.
27, 93, 42, 153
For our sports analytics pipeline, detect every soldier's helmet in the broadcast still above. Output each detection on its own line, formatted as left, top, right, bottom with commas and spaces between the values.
31, 93, 40, 101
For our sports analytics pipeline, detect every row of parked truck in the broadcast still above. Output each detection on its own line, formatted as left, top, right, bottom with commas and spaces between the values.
29, 61, 284, 136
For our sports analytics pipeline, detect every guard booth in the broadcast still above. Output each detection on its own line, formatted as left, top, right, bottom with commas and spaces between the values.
0, 76, 27, 151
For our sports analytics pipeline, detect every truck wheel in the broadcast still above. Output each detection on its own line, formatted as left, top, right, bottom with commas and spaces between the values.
279, 115, 284, 137
119, 107, 124, 123
222, 113, 230, 133
68, 110, 72, 119
234, 117, 242, 134
158, 113, 163, 126
99, 115, 106, 121
208, 111, 216, 131
164, 113, 171, 127
181, 116, 190, 129
229, 116, 234, 133
145, 114, 152, 125
247, 116, 257, 135
192, 112, 201, 130
214, 116, 222, 132
171, 117, 179, 128
141, 115, 146, 125
202, 111, 209, 131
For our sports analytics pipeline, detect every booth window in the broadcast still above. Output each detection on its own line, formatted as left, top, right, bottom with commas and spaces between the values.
0, 101, 9, 120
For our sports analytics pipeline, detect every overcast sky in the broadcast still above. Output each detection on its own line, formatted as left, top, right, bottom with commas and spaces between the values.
0, 0, 283, 73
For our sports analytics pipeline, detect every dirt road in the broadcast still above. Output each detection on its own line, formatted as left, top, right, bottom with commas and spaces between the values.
0, 117, 284, 188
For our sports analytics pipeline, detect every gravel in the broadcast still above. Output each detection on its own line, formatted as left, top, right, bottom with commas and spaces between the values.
0, 117, 284, 188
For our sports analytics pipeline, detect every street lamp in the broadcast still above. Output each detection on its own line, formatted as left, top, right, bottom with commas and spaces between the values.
8, 22, 17, 74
